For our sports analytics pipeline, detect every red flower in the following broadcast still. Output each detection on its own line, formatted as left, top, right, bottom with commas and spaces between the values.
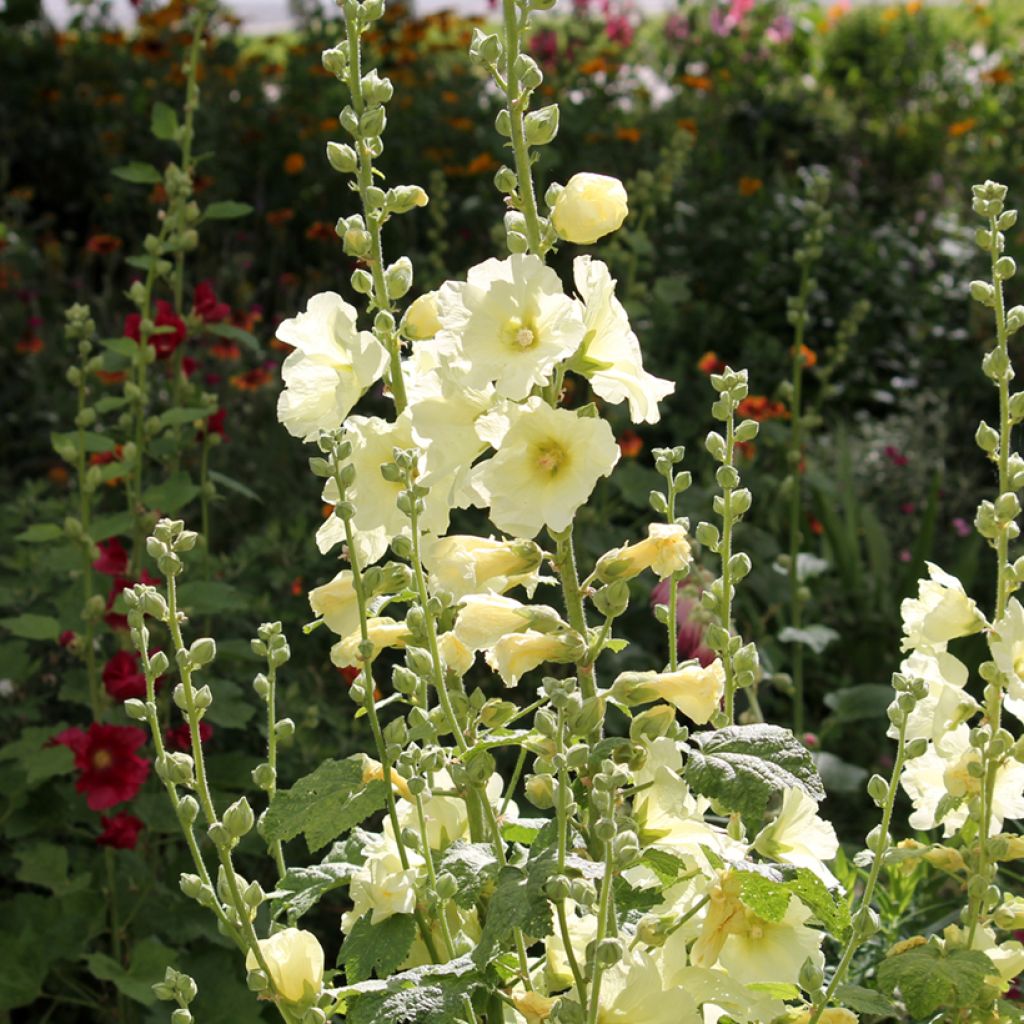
52, 723, 150, 811
164, 721, 213, 752
123, 300, 186, 359
193, 280, 231, 324
197, 408, 227, 442
59, 630, 76, 648
102, 650, 147, 702
97, 811, 144, 849
93, 537, 129, 577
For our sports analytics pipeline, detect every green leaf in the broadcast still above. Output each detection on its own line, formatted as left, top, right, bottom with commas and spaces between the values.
204, 200, 254, 221
736, 867, 791, 923
876, 945, 993, 1018
176, 581, 247, 615
264, 756, 388, 852
204, 321, 260, 352
823, 684, 893, 724
833, 984, 897, 1016
343, 956, 485, 1024
99, 336, 141, 359
437, 842, 500, 909
273, 837, 365, 920
94, 394, 132, 413
786, 868, 850, 938
150, 101, 178, 141
112, 161, 162, 185
157, 405, 218, 429
90, 511, 134, 543
0, 725, 74, 785
209, 470, 262, 503
815, 751, 869, 795
639, 848, 686, 887
15, 842, 88, 896
201, 677, 255, 729
499, 818, 548, 844
684, 724, 825, 823
85, 936, 177, 1006
142, 471, 200, 514
778, 624, 839, 655
15, 523, 63, 543
340, 914, 417, 983
51, 429, 116, 457
0, 613, 60, 641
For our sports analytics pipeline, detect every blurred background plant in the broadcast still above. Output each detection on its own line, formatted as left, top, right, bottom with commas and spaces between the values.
1, 0, 1023, 1019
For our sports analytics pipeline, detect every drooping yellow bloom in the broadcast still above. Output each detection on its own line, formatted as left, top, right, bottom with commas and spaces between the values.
453, 593, 567, 650
612, 660, 725, 724
900, 562, 985, 652
596, 523, 692, 582
245, 928, 324, 1004
330, 617, 411, 668
484, 630, 584, 687
426, 535, 544, 599
307, 569, 359, 636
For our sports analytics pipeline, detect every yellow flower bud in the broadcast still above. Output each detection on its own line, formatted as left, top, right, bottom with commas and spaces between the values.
402, 291, 442, 340
551, 172, 629, 245
596, 523, 692, 582
245, 928, 324, 1004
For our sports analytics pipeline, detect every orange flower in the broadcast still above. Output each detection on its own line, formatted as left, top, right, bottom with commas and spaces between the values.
305, 220, 337, 241
464, 152, 499, 175
16, 336, 44, 354
736, 395, 788, 421
808, 515, 824, 536
981, 67, 1013, 85
290, 576, 304, 597
210, 339, 241, 361
681, 74, 712, 91
738, 176, 764, 197
270, 336, 294, 352
947, 118, 977, 138
736, 441, 757, 461
266, 208, 295, 227
149, 183, 168, 206
615, 127, 641, 144
579, 56, 609, 76
95, 370, 127, 386
697, 350, 725, 375
321, 503, 335, 519
319, 117, 338, 132
676, 117, 698, 136
229, 367, 274, 391
441, 90, 460, 104
90, 445, 125, 486
283, 152, 306, 175
617, 429, 644, 458
85, 233, 123, 255
447, 116, 476, 133
48, 465, 71, 486
905, 0, 921, 12
792, 344, 817, 368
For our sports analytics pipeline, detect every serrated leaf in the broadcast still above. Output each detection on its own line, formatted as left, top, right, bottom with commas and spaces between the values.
204, 200, 254, 221
0, 614, 59, 641
786, 867, 850, 937
340, 914, 417, 983
15, 524, 63, 544
778, 624, 839, 655
639, 848, 686, 887
85, 936, 177, 1006
343, 956, 483, 1024
736, 867, 791, 922
264, 757, 387, 852
685, 724, 825, 823
150, 101, 178, 141
112, 161, 162, 185
437, 842, 500, 909
499, 818, 548, 844
209, 470, 262, 503
833, 984, 897, 1015
0, 726, 74, 784
272, 833, 368, 921
876, 945, 993, 1018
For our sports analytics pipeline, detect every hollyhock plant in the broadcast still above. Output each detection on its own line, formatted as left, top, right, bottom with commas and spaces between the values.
53, 723, 150, 811
193, 279, 231, 323
97, 811, 144, 850
124, 299, 187, 359
101, 649, 148, 702
92, 537, 129, 576
164, 720, 214, 752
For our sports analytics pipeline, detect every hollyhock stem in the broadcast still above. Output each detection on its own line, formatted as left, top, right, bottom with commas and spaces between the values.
264, 656, 286, 881
104, 848, 127, 1022
553, 528, 598, 713
720, 411, 738, 724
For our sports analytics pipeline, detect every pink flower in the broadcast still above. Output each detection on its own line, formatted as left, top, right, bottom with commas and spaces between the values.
651, 579, 716, 667
952, 517, 972, 538
883, 445, 909, 468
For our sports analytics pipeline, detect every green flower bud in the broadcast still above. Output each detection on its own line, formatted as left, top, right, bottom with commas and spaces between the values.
326, 141, 358, 173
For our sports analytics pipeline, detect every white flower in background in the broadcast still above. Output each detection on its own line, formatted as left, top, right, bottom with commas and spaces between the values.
473, 399, 620, 538
551, 173, 629, 245
900, 562, 985, 652
690, 871, 825, 988
901, 724, 1024, 837
485, 630, 584, 687
453, 593, 567, 650
276, 292, 388, 441
330, 616, 410, 669
787, 1010, 859, 1024
596, 522, 692, 582
245, 928, 324, 1004
425, 535, 545, 600
342, 832, 423, 931
317, 412, 451, 565
753, 788, 839, 885
572, 256, 674, 424
436, 254, 585, 400
402, 904, 481, 969
889, 649, 978, 745
545, 903, 599, 991
988, 596, 1024, 722
307, 569, 359, 637
402, 290, 442, 340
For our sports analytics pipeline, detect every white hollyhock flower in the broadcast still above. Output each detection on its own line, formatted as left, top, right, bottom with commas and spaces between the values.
589, 946, 701, 1024
753, 788, 839, 885
452, 593, 567, 650
889, 649, 978, 745
307, 570, 359, 637
436, 254, 585, 400
244, 928, 324, 1004
342, 832, 423, 931
317, 412, 451, 565
572, 256, 674, 424
901, 725, 1024, 837
988, 596, 1024, 723
425, 535, 545, 600
551, 173, 629, 245
472, 398, 620, 538
276, 292, 388, 441
900, 563, 985, 652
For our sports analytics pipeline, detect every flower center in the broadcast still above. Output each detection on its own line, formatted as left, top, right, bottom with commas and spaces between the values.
502, 316, 537, 350
92, 749, 114, 770
535, 441, 568, 476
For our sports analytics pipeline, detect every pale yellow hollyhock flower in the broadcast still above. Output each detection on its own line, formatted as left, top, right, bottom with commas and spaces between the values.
276, 292, 388, 441
942, 923, 1024, 989
453, 593, 566, 650
900, 562, 985, 652
426, 535, 545, 599
342, 832, 423, 931
436, 254, 585, 400
596, 523, 692, 582
753, 787, 839, 885
572, 256, 674, 424
361, 755, 412, 799
473, 398, 620, 538
588, 946, 700, 1024
988, 596, 1024, 723
245, 928, 324, 1004
512, 990, 557, 1023
403, 291, 442, 340
437, 631, 475, 676
485, 630, 584, 687
788, 1009, 858, 1024
307, 569, 359, 636
889, 649, 977, 745
652, 659, 725, 724
330, 617, 410, 668
551, 172, 629, 245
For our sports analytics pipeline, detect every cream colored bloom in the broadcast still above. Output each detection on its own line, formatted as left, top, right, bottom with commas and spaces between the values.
472, 398, 620, 538
552, 173, 629, 245
618, 660, 725, 725
435, 254, 585, 400
276, 292, 388, 441
307, 569, 359, 636
343, 832, 423, 931
485, 630, 584, 687
403, 291, 442, 340
788, 1010, 858, 1024
453, 593, 566, 650
590, 947, 700, 1024
900, 562, 985, 652
330, 616, 410, 668
988, 596, 1024, 723
245, 928, 324, 1004
425, 535, 545, 599
361, 755, 412, 800
942, 924, 1024, 990
437, 631, 475, 676
889, 649, 977, 745
572, 256, 674, 424
901, 725, 1024, 837
753, 788, 839, 884
597, 523, 692, 582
